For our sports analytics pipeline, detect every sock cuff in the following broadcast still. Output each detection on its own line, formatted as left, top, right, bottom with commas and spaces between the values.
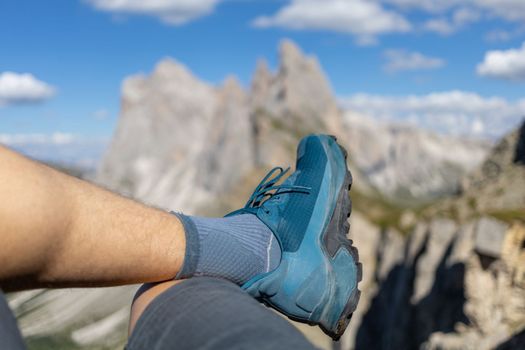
171, 212, 200, 279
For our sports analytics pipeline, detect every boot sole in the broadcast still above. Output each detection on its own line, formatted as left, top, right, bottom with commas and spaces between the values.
319, 136, 362, 341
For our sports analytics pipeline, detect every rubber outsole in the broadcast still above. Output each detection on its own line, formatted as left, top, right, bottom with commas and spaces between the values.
319, 136, 362, 341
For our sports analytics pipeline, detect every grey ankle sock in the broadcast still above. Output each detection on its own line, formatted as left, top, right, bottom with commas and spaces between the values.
174, 213, 281, 285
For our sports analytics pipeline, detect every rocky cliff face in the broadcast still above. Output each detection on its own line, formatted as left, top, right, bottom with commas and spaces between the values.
461, 120, 525, 212
427, 119, 525, 221
342, 122, 525, 350
343, 216, 525, 350
250, 40, 343, 166
97, 60, 255, 213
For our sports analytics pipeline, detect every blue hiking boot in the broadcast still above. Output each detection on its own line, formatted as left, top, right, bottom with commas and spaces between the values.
226, 134, 361, 340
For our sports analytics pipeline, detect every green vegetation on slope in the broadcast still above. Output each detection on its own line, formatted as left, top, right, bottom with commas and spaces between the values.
350, 187, 429, 235
486, 209, 525, 224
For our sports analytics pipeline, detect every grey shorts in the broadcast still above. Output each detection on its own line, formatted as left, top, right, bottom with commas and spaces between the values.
1, 277, 316, 350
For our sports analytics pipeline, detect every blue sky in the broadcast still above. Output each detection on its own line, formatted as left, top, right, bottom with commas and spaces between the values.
1, 0, 525, 154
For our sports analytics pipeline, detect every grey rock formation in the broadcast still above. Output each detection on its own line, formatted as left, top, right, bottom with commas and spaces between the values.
412, 218, 457, 303
97, 59, 254, 213
341, 213, 382, 350
459, 119, 525, 215
196, 77, 254, 194
253, 40, 342, 133
424, 221, 525, 350
346, 216, 525, 350
250, 40, 343, 167
97, 40, 343, 213
345, 124, 525, 350
474, 217, 509, 258
347, 128, 525, 349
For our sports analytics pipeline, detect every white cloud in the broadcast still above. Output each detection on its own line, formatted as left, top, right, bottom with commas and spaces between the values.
341, 90, 525, 139
477, 42, 525, 81
383, 49, 445, 72
384, 0, 525, 37
87, 0, 219, 25
423, 7, 480, 35
384, 0, 525, 21
423, 18, 456, 35
484, 26, 525, 42
252, 0, 411, 44
0, 72, 55, 107
453, 6, 481, 23
474, 0, 525, 22
485, 29, 513, 42
382, 0, 461, 13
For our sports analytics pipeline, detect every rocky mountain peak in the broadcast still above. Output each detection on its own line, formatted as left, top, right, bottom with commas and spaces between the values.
481, 118, 525, 170
248, 40, 343, 166
220, 75, 245, 98
456, 119, 525, 214
275, 39, 339, 126
253, 59, 271, 82
279, 39, 311, 70
251, 59, 272, 107
153, 58, 193, 80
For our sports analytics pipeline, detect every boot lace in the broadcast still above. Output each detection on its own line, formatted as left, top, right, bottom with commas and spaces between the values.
244, 167, 311, 214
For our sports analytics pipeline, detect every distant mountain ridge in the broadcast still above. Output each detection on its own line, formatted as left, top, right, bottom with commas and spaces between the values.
344, 111, 490, 202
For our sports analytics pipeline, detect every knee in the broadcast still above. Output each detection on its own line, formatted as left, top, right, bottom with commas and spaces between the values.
129, 280, 181, 336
